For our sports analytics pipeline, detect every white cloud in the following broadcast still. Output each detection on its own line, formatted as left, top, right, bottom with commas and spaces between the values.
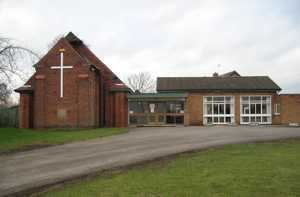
0, 0, 299, 94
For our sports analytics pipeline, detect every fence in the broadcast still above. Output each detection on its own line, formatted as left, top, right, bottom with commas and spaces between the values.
0, 106, 19, 127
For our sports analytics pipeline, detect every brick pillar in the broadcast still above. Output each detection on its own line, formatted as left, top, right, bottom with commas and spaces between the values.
113, 92, 128, 127
19, 93, 32, 129
235, 95, 240, 125
184, 100, 190, 126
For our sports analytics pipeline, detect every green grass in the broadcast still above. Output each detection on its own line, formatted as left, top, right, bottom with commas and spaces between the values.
40, 140, 300, 197
0, 127, 127, 153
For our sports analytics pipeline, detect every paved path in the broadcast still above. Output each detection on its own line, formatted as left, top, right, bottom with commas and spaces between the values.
1, 126, 300, 196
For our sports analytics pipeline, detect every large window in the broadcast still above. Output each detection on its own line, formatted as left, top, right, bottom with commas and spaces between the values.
203, 96, 235, 125
240, 96, 272, 124
129, 101, 185, 125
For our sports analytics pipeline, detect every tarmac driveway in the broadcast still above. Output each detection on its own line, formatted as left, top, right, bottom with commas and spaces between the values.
1, 126, 300, 196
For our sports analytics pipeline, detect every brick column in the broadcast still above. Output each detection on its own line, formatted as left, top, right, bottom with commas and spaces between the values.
113, 92, 128, 127
19, 93, 32, 129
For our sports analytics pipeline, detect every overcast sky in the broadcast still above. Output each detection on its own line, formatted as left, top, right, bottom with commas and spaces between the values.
1, 0, 300, 93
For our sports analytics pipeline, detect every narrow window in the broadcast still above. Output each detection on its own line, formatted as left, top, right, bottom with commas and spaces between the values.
274, 104, 280, 115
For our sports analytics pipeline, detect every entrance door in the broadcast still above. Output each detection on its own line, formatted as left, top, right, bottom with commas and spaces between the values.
148, 103, 165, 125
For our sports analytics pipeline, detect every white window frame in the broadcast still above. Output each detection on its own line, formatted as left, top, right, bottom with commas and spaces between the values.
203, 96, 235, 125
240, 95, 272, 125
274, 103, 280, 115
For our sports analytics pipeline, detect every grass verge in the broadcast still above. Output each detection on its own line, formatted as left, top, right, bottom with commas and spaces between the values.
39, 140, 300, 197
0, 127, 128, 153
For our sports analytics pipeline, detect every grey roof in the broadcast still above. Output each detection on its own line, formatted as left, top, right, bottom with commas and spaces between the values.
219, 70, 241, 77
157, 76, 281, 92
128, 93, 188, 101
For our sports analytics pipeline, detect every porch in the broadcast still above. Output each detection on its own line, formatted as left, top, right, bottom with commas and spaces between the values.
128, 93, 188, 126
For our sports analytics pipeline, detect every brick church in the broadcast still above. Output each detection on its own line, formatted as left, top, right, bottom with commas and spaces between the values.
16, 32, 130, 128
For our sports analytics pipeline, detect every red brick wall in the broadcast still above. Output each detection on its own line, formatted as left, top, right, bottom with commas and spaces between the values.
113, 92, 128, 127
29, 39, 102, 128
186, 92, 278, 125
279, 94, 300, 124
19, 93, 32, 129
18, 37, 129, 128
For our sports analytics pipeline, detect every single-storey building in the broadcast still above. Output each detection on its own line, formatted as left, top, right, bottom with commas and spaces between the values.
128, 71, 300, 126
15, 32, 300, 128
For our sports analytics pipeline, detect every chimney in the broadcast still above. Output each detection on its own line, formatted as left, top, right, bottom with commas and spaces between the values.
213, 72, 219, 77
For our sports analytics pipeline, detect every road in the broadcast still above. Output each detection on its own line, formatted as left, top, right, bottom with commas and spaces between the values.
1, 126, 300, 196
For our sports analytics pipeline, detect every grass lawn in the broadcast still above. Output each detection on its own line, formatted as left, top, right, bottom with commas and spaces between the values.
40, 140, 300, 197
0, 127, 127, 153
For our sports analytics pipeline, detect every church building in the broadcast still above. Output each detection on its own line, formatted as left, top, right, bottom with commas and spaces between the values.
16, 32, 130, 128
16, 32, 300, 129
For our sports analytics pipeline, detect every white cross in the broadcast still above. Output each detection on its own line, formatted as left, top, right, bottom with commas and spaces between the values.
51, 49, 73, 98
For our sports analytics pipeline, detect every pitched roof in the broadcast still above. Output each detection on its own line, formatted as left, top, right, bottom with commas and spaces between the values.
219, 70, 241, 77
65, 32, 83, 44
128, 93, 188, 101
65, 32, 123, 84
157, 76, 281, 92
16, 32, 130, 92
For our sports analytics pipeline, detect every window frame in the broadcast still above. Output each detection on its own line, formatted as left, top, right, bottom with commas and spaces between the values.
203, 96, 235, 125
240, 95, 272, 124
274, 103, 280, 115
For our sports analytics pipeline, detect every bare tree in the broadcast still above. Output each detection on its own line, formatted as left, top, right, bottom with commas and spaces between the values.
126, 72, 156, 93
0, 36, 40, 83
0, 83, 11, 106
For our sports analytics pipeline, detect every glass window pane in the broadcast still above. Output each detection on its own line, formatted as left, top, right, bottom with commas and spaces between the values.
129, 116, 138, 124
213, 96, 224, 102
206, 104, 212, 115
242, 117, 249, 123
242, 104, 249, 114
262, 96, 267, 101
137, 116, 147, 124
256, 116, 261, 123
250, 104, 256, 114
213, 117, 218, 123
175, 116, 184, 124
156, 103, 165, 113
225, 104, 231, 114
262, 116, 268, 123
219, 104, 224, 114
220, 117, 224, 123
225, 96, 232, 102
267, 103, 271, 114
251, 96, 261, 102
250, 116, 256, 122
242, 96, 249, 102
158, 115, 165, 123
129, 102, 145, 113
205, 97, 212, 102
213, 104, 219, 114
226, 117, 231, 123
256, 104, 261, 114
262, 104, 267, 114
166, 116, 176, 124
207, 117, 212, 124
